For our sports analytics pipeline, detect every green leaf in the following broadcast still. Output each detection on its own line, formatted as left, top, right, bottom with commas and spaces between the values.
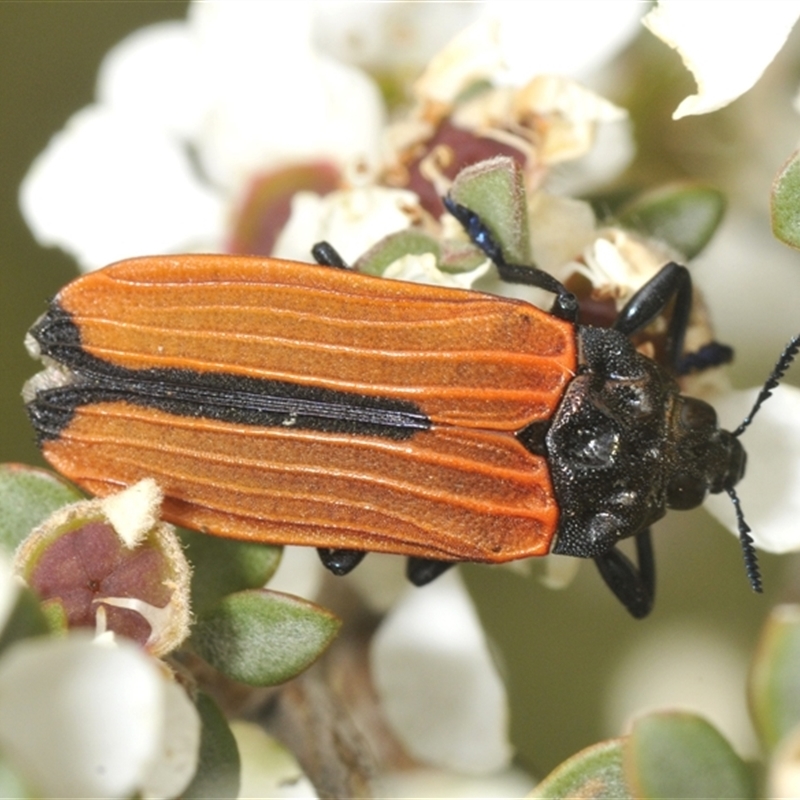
450, 156, 531, 265
772, 149, 800, 249
180, 529, 282, 616
0, 464, 82, 553
191, 589, 341, 686
531, 739, 633, 799
617, 183, 726, 259
626, 711, 755, 799
355, 230, 441, 276
182, 692, 241, 800
750, 605, 800, 752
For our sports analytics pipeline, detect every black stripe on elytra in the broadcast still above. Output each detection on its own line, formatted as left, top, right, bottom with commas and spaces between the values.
26, 304, 431, 443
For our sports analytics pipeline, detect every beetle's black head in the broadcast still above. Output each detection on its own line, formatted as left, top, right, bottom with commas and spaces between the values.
665, 396, 746, 511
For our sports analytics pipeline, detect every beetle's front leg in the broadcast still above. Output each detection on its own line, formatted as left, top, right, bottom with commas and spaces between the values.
593, 529, 655, 619
614, 263, 692, 372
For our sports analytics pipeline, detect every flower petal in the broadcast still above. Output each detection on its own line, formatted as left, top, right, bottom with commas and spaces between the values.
101, 478, 163, 548
97, 21, 207, 138
413, 17, 505, 104
19, 106, 225, 271
370, 571, 512, 774
490, 0, 644, 82
231, 721, 318, 799
704, 385, 800, 553
312, 2, 482, 72
528, 192, 596, 274
0, 634, 199, 798
141, 678, 203, 800
188, 2, 384, 193
643, 1, 800, 119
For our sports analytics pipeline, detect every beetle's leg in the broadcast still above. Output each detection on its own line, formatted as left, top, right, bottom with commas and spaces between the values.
317, 547, 366, 576
613, 262, 692, 372
406, 557, 454, 586
311, 241, 351, 269
676, 341, 734, 376
443, 196, 579, 323
593, 529, 655, 619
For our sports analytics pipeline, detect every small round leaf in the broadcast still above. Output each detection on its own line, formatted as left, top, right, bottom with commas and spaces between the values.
0, 464, 82, 552
626, 711, 755, 799
180, 529, 282, 616
450, 156, 531, 265
191, 589, 341, 686
531, 738, 633, 799
617, 183, 725, 259
772, 150, 800, 249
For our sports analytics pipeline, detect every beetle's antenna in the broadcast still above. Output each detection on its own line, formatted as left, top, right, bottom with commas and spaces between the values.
724, 333, 799, 593
733, 333, 800, 437
442, 195, 579, 321
726, 486, 763, 593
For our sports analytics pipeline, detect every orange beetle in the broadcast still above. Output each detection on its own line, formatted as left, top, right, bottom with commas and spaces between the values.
25, 200, 791, 617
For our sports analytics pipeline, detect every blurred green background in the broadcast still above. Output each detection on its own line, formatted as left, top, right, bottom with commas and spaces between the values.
1, 3, 799, 784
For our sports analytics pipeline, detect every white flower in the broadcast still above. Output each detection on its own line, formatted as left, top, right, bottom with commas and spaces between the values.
20, 1, 645, 274
643, 0, 800, 119
20, 2, 385, 272
370, 571, 512, 775
271, 557, 520, 777
19, 104, 226, 271
0, 633, 200, 799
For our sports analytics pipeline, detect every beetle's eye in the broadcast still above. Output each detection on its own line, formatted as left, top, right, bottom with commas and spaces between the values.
666, 473, 707, 509
680, 398, 717, 431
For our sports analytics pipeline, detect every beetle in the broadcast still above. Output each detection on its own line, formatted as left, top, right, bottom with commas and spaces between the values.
23, 197, 799, 617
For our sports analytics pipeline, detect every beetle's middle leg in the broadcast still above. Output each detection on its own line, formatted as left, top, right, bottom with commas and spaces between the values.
593, 529, 655, 619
